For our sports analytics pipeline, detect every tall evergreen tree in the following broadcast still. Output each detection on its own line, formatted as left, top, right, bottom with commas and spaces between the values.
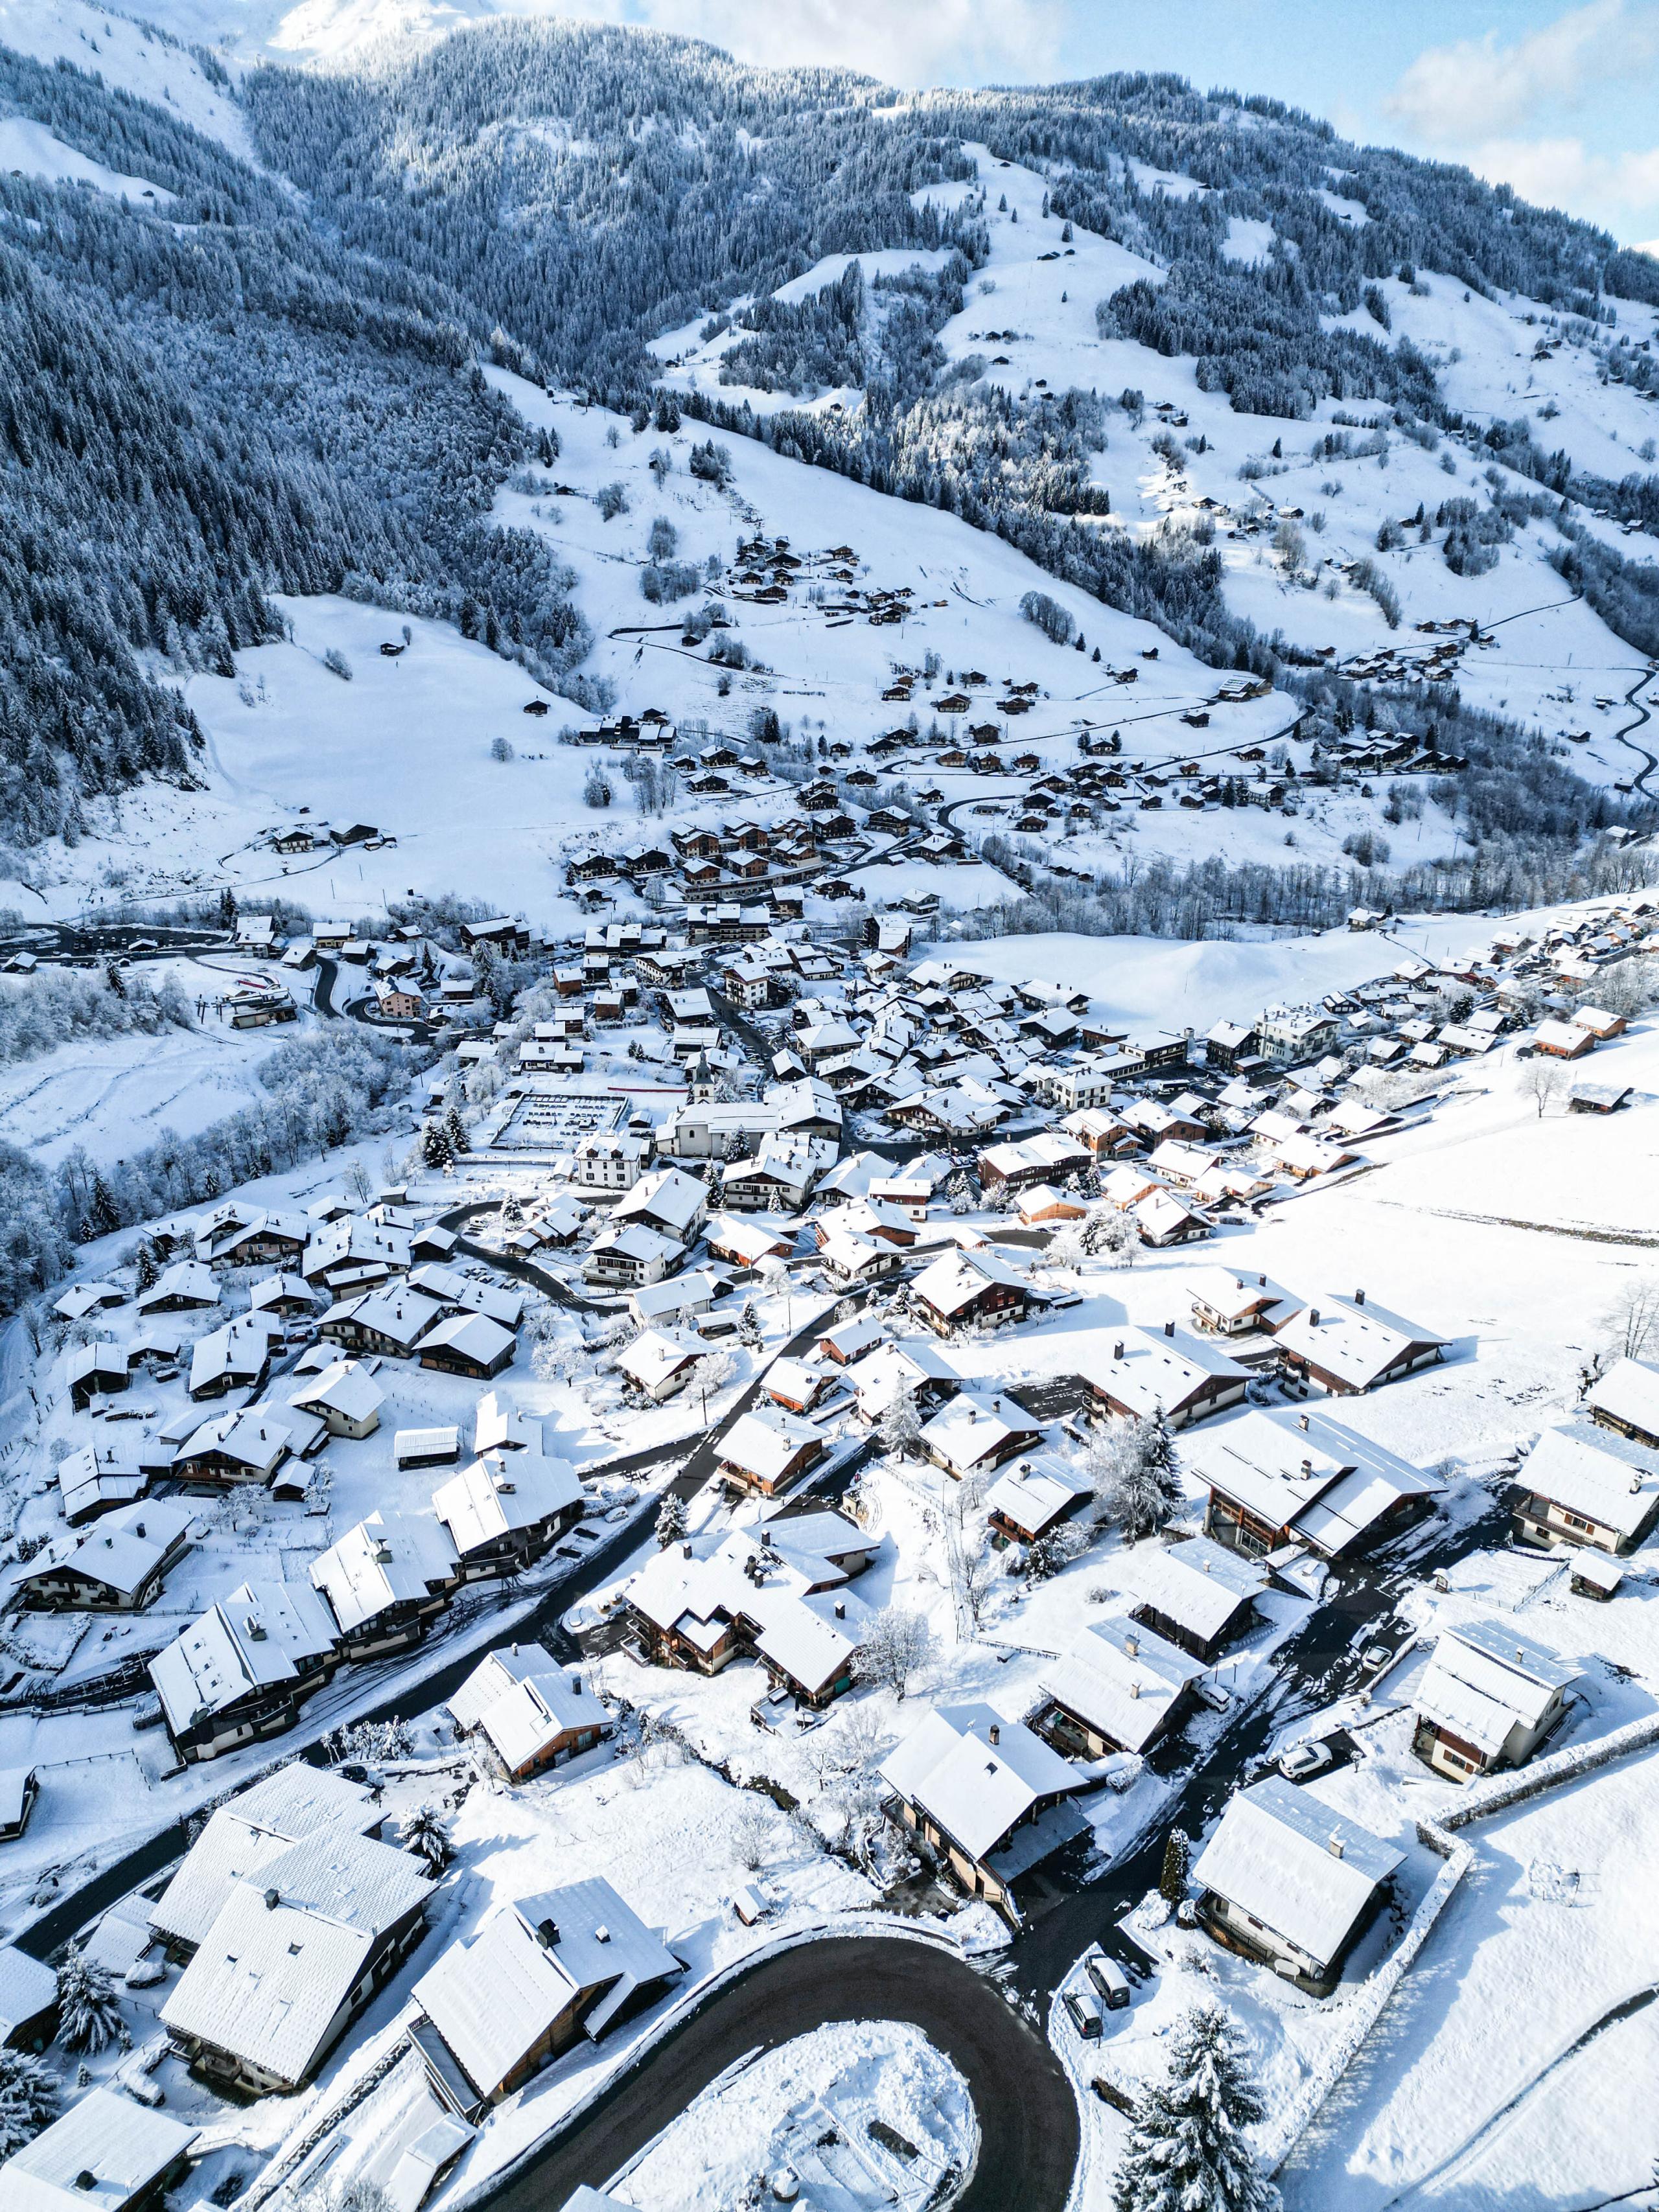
1112, 2001, 1276, 2212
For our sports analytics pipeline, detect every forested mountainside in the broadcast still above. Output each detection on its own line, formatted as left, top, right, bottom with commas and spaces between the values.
0, 44, 585, 857
2, 14, 1658, 871
241, 25, 1659, 678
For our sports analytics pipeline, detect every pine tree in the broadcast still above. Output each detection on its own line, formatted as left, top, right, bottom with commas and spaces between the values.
1104, 1414, 1183, 1541
656, 1493, 688, 1547
443, 1104, 469, 1159
88, 1171, 121, 1239
879, 1383, 923, 1460
55, 1947, 128, 2055
0, 2047, 60, 2158
1112, 2001, 1276, 2212
133, 1236, 161, 1292
423, 1120, 454, 1172
738, 1301, 762, 1351
400, 1805, 452, 1876
1159, 1828, 1190, 1905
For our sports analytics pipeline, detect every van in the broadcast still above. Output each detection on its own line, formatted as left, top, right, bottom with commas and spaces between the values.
1063, 1989, 1104, 2040
1086, 1953, 1131, 2010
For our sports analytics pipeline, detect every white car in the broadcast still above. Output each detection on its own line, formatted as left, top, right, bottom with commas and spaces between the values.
1278, 1738, 1336, 1783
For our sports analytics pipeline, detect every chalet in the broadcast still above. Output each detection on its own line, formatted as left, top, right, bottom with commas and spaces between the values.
1115, 1533, 1268, 1661
1256, 1005, 1339, 1065
1584, 1354, 1659, 1451
1084, 1326, 1250, 1430
395, 1426, 461, 1471
0, 1767, 36, 1843
983, 1453, 1093, 1545
1017, 1184, 1088, 1227
583, 1222, 682, 1288
977, 1131, 1091, 1193
1193, 1776, 1402, 1994
704, 1214, 795, 1270
66, 1341, 131, 1411
1135, 1190, 1214, 1248
1511, 1419, 1659, 1555
138, 1260, 220, 1313
411, 1884, 682, 2118
722, 1135, 830, 1212
879, 1704, 1088, 1918
320, 1285, 443, 1361
1188, 1269, 1301, 1339
573, 1131, 649, 1188
716, 1407, 825, 1497
613, 1166, 709, 1243
433, 1452, 584, 1578
1036, 1617, 1202, 1758
1204, 1020, 1259, 1074
1273, 1292, 1448, 1394
0, 1944, 58, 2053
161, 1829, 434, 2094
761, 1356, 830, 1415
911, 1247, 1032, 1335
1531, 1017, 1594, 1059
1187, 1406, 1439, 1558
627, 1525, 868, 1706
1411, 1620, 1581, 1783
18, 1502, 192, 1613
287, 1359, 384, 1439
51, 1280, 124, 1324
188, 1316, 277, 1400
0, 2091, 200, 2212
920, 1392, 1042, 1481
846, 1339, 960, 1422
148, 1768, 382, 1961
815, 1222, 904, 1285
150, 1580, 342, 1762
310, 1512, 459, 1659
172, 1404, 312, 1487
419, 1311, 517, 1379
446, 1648, 610, 1780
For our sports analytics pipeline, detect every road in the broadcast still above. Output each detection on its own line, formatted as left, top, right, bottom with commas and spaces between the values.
485, 1935, 1078, 2212
1607, 666, 1659, 798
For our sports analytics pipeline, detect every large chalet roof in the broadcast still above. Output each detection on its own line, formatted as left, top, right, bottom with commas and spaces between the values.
879, 1702, 1080, 1863
1192, 1776, 1402, 1972
1272, 1294, 1446, 1389
1115, 1533, 1268, 1644
150, 1766, 380, 1952
1521, 1419, 1659, 1539
1415, 1619, 1580, 1758
1041, 1617, 1201, 1755
1183, 1407, 1438, 1552
1083, 1326, 1249, 1417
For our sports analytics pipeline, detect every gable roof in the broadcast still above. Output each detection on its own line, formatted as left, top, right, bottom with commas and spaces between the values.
1192, 1776, 1402, 1970
1041, 1617, 1202, 1753
878, 1703, 1080, 1862
1116, 1534, 1268, 1642
150, 1766, 380, 1952
1, 2088, 199, 2212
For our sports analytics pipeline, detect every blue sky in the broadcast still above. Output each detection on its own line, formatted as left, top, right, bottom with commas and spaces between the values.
589, 1, 1659, 246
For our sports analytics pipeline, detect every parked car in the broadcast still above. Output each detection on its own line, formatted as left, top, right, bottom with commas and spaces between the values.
1278, 1738, 1337, 1782
1085, 1953, 1131, 2010
1063, 1989, 1104, 2039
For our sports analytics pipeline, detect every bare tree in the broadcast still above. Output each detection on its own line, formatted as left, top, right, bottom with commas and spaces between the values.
854, 1606, 935, 1701
730, 1799, 775, 1872
1603, 1278, 1659, 1362
878, 1383, 923, 1460
1522, 1057, 1564, 1119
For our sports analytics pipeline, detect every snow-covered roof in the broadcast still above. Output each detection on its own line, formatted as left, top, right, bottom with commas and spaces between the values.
617, 1328, 702, 1392
1115, 1533, 1268, 1642
0, 2088, 199, 2212
478, 1668, 609, 1773
847, 1339, 959, 1417
1085, 1326, 1249, 1418
150, 1766, 380, 1952
0, 1943, 56, 2037
417, 1310, 516, 1368
1525, 1416, 1659, 1539
1415, 1619, 1580, 1757
612, 1166, 708, 1238
432, 1453, 583, 1557
150, 1579, 340, 1737
510, 1878, 682, 2038
982, 1453, 1092, 1538
879, 1703, 1081, 1863
310, 1512, 458, 1637
30, 1501, 191, 1601
1272, 1295, 1446, 1389
1583, 1354, 1659, 1442
161, 1830, 433, 2084
911, 1245, 1028, 1318
1185, 1267, 1299, 1328
1192, 1776, 1402, 1971
718, 1406, 820, 1484
288, 1359, 385, 1425
1041, 1617, 1202, 1753
1183, 1407, 1438, 1551
920, 1391, 1040, 1473
414, 1903, 583, 2099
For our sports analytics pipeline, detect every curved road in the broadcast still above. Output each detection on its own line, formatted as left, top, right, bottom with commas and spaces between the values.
486, 1936, 1077, 2212
1608, 665, 1659, 798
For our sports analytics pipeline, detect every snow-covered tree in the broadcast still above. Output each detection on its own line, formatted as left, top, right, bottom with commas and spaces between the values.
443, 1103, 469, 1160
878, 1383, 922, 1460
854, 1606, 935, 1701
400, 1806, 452, 1876
1091, 1414, 1183, 1540
0, 2048, 59, 2158
738, 1300, 763, 1351
656, 1493, 688, 1547
55, 1946, 128, 2055
1112, 2000, 1276, 2212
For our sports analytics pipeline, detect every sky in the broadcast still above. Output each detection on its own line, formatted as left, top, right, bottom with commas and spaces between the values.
576, 0, 1659, 247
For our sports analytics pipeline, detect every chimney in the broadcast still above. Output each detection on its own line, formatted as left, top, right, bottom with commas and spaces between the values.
834, 1600, 846, 1619
1327, 1832, 1345, 1860
1354, 1288, 1365, 1308
264, 1887, 281, 1909
1164, 1320, 1176, 1339
1258, 1274, 1266, 1288
1124, 1633, 1139, 1657
988, 1723, 1001, 1745
595, 1925, 611, 1944
1130, 1678, 1141, 1698
1113, 1341, 1124, 1360
1308, 1308, 1320, 1328
1298, 1413, 1309, 1433
571, 1676, 582, 1696
682, 1542, 694, 1560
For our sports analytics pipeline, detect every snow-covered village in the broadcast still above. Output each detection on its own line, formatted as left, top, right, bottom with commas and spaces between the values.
3, 3, 1659, 2210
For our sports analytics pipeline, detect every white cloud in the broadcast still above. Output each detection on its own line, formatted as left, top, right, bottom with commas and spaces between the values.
1459, 133, 1659, 218
1386, 0, 1659, 146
